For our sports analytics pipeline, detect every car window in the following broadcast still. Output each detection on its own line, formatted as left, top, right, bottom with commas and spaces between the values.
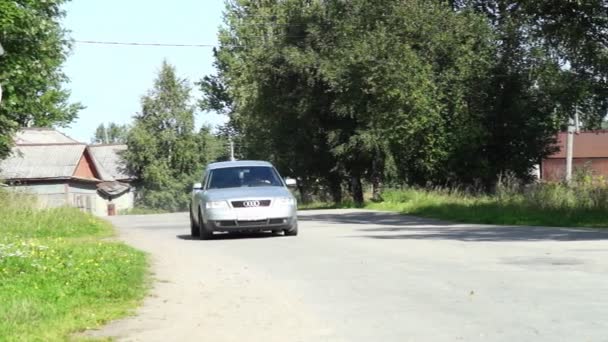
208, 166, 283, 189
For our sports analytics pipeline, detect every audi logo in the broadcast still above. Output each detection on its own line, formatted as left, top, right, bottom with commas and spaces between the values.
243, 200, 261, 207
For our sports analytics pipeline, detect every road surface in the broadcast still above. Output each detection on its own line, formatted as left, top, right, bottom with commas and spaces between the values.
88, 209, 608, 342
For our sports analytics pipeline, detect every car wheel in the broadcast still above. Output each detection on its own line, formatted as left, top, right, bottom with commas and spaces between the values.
190, 205, 200, 237
284, 222, 298, 236
198, 209, 213, 240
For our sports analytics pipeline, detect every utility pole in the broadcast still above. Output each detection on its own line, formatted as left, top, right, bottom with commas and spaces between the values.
565, 120, 574, 183
104, 125, 109, 144
229, 138, 235, 161
565, 107, 580, 183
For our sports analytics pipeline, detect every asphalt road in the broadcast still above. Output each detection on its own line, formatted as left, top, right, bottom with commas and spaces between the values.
89, 209, 608, 342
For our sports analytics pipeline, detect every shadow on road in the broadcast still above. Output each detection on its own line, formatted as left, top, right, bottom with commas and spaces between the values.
300, 211, 608, 242
299, 211, 453, 227
355, 226, 608, 242
176, 232, 281, 241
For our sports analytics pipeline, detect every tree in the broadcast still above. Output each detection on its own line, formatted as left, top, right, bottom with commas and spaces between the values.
0, 0, 82, 160
200, 0, 345, 203
124, 61, 220, 211
447, 0, 608, 184
202, 0, 607, 202
202, 0, 495, 203
92, 123, 130, 144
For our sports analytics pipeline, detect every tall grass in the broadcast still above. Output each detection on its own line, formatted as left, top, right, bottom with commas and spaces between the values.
0, 190, 148, 341
301, 170, 608, 228
365, 177, 608, 228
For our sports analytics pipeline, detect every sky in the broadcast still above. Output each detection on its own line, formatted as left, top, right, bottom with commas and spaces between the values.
60, 0, 227, 143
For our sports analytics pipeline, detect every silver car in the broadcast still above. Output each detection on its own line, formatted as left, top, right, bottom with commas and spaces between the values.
189, 160, 298, 239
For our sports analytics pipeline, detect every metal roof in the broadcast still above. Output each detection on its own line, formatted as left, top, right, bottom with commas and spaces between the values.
14, 128, 80, 144
97, 181, 130, 197
0, 144, 87, 179
88, 144, 132, 181
207, 160, 273, 170
548, 131, 608, 159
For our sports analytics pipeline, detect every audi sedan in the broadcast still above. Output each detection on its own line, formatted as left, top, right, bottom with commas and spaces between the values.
189, 160, 298, 239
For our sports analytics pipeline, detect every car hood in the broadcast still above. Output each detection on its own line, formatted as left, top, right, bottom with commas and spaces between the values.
204, 186, 293, 201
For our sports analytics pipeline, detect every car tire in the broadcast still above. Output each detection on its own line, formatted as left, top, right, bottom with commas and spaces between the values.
190, 205, 200, 237
198, 209, 213, 240
284, 222, 298, 236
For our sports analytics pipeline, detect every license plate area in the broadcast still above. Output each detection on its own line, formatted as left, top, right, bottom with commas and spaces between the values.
236, 208, 267, 221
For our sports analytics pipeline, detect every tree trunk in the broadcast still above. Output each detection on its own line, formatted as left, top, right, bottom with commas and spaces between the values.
297, 183, 312, 204
371, 155, 383, 202
350, 175, 364, 206
328, 173, 343, 204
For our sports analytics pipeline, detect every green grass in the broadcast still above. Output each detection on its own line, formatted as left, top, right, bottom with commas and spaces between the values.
298, 201, 358, 210
302, 186, 608, 228
368, 189, 608, 228
0, 193, 148, 341
120, 207, 168, 215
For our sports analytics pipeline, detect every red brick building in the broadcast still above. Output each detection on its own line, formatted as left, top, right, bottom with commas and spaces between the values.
542, 131, 608, 181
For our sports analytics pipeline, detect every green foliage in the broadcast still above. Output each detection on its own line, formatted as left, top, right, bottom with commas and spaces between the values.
92, 122, 130, 144
0, 192, 148, 341
444, 0, 608, 184
125, 61, 223, 211
202, 0, 607, 199
0, 0, 83, 160
202, 0, 494, 203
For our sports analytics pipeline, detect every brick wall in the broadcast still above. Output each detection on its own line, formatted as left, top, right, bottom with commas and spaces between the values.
542, 158, 608, 181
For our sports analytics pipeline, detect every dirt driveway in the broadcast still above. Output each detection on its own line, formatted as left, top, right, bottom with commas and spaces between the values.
87, 210, 608, 342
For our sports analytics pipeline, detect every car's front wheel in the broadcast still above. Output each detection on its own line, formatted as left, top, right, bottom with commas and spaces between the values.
284, 222, 298, 236
189, 205, 199, 237
198, 209, 213, 240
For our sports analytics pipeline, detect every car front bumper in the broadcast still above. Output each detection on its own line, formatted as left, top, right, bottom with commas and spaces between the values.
207, 217, 297, 232
203, 205, 297, 232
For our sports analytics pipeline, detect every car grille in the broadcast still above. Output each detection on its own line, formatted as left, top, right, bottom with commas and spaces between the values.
236, 220, 268, 227
231, 200, 271, 208
215, 218, 289, 228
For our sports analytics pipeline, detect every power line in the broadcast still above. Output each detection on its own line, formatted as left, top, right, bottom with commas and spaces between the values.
73, 37, 313, 48
74, 40, 219, 48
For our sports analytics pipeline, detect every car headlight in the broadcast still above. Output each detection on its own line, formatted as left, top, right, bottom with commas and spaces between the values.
206, 201, 229, 209
275, 197, 296, 206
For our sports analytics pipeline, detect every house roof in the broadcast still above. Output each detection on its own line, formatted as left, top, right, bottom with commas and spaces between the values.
88, 144, 133, 181
14, 128, 80, 144
548, 131, 608, 159
1, 128, 135, 185
97, 181, 130, 197
0, 144, 89, 179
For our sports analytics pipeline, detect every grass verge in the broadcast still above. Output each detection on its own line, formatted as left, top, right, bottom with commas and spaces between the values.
0, 198, 148, 341
301, 187, 608, 228
120, 207, 168, 215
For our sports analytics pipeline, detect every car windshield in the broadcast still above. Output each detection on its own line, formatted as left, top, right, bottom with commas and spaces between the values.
207, 166, 284, 189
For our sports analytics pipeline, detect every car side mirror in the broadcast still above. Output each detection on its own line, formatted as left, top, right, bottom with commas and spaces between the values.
285, 178, 297, 187
192, 183, 203, 191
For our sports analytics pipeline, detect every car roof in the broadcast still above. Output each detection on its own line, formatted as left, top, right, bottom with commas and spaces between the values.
207, 160, 274, 170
